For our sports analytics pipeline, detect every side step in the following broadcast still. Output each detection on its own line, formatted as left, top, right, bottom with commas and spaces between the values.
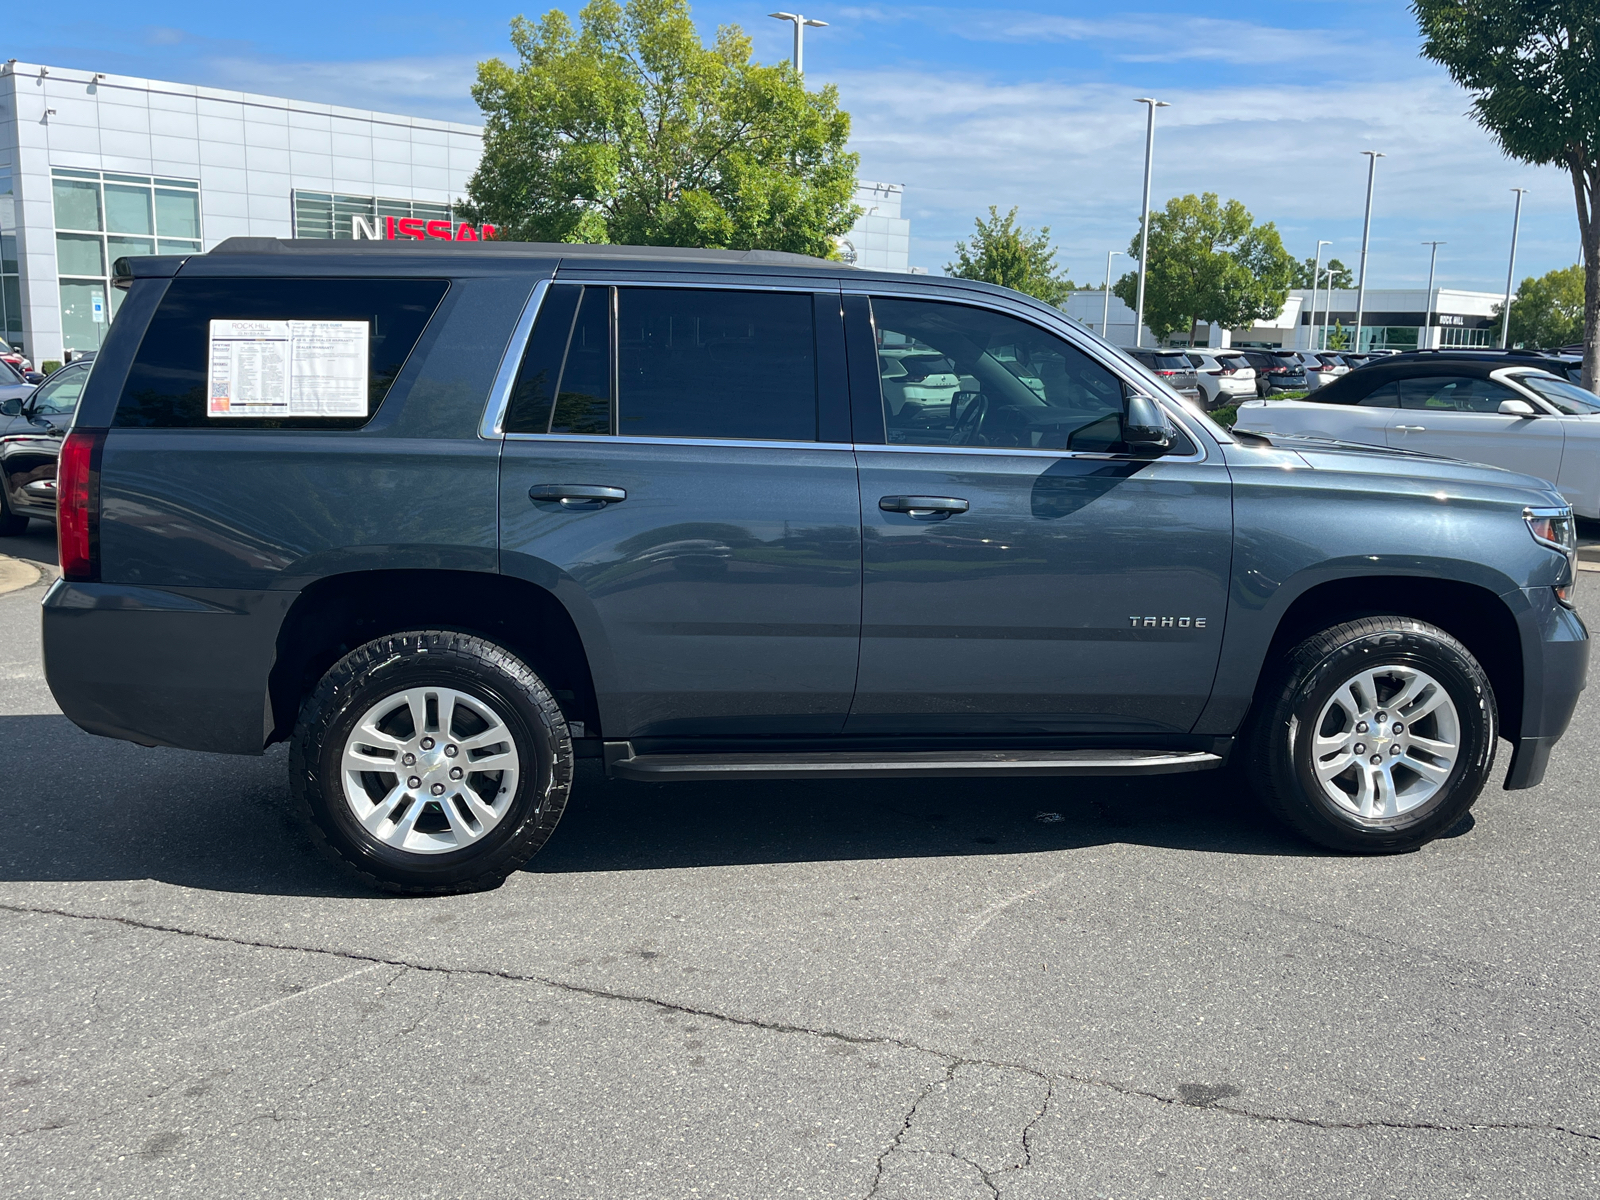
603, 744, 1224, 782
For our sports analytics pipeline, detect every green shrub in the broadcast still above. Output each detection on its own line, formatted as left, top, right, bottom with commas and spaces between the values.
40, 360, 61, 375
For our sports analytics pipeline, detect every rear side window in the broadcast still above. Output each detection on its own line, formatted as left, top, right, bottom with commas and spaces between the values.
115, 277, 449, 428
505, 285, 820, 442
1355, 381, 1401, 407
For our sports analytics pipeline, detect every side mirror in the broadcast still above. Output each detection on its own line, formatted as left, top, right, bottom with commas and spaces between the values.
1123, 394, 1173, 450
1499, 398, 1538, 417
0, 398, 21, 417
24, 372, 43, 385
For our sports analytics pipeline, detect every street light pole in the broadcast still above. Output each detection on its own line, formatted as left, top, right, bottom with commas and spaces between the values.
1421, 240, 1445, 349
1132, 98, 1170, 349
1102, 249, 1122, 340
1320, 266, 1338, 349
1501, 189, 1528, 348
768, 12, 828, 75
1354, 150, 1385, 354
1308, 239, 1331, 353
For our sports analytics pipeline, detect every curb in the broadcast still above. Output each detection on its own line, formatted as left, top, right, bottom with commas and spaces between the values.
0, 555, 42, 595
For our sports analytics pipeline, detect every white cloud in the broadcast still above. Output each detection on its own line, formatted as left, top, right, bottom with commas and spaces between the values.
827, 65, 1576, 288
201, 54, 485, 124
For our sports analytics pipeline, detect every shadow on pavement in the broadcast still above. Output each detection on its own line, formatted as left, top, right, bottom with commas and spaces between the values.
0, 711, 1325, 897
0, 521, 60, 570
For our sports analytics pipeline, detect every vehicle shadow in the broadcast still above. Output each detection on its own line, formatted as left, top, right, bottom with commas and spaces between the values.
0, 521, 60, 570
0, 713, 1334, 898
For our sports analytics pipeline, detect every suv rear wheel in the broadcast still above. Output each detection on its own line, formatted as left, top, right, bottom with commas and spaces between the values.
1247, 617, 1497, 853
290, 630, 573, 894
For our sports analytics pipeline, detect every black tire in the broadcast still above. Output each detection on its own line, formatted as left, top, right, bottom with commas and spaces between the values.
1245, 617, 1497, 853
290, 630, 573, 894
0, 488, 27, 536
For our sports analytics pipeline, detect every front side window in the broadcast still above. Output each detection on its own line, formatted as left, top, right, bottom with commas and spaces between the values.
30, 365, 88, 416
1398, 375, 1516, 413
1511, 372, 1600, 415
871, 297, 1132, 451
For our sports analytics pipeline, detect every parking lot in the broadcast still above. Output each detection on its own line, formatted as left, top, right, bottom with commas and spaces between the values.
3, 522, 1599, 1199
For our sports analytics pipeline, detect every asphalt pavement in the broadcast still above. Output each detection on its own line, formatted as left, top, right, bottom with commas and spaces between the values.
3, 523, 1599, 1198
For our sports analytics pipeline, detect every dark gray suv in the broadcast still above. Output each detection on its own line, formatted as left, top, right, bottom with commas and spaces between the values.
41, 239, 1588, 892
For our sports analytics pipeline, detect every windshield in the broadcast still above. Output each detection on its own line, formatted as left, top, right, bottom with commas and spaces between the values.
1513, 371, 1600, 415
0, 358, 22, 384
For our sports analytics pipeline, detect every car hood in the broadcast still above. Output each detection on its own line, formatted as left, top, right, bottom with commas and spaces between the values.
1224, 429, 1567, 504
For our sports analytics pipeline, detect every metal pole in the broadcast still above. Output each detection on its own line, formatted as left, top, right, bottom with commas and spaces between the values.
1103, 249, 1121, 340
769, 12, 827, 76
1309, 239, 1330, 353
1132, 98, 1169, 349
1320, 268, 1336, 349
1422, 241, 1445, 349
1354, 151, 1384, 354
1501, 190, 1527, 348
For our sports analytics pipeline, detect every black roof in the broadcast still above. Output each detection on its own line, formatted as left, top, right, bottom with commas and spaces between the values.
210, 236, 843, 270
1309, 354, 1558, 404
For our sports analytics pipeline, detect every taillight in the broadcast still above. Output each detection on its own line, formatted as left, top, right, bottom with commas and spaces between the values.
57, 429, 105, 582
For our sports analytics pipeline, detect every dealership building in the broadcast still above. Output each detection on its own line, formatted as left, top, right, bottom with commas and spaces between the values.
0, 60, 917, 364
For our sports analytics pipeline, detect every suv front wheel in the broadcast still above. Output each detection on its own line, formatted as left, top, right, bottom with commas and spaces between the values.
1248, 617, 1497, 853
290, 630, 573, 894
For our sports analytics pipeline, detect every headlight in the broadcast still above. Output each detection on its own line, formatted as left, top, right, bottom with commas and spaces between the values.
1525, 505, 1578, 607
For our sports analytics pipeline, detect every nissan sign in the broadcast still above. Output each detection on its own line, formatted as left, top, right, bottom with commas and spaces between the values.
352, 216, 498, 241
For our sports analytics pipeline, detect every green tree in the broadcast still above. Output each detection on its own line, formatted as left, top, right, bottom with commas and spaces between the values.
462, 0, 859, 255
1112, 193, 1295, 345
1325, 321, 1351, 351
1499, 264, 1585, 349
1291, 256, 1353, 289
1413, 0, 1600, 386
945, 207, 1075, 305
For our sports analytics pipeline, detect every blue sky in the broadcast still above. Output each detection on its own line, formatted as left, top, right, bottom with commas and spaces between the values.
8, 0, 1579, 293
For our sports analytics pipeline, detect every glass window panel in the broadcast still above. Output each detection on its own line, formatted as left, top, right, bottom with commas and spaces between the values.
154, 188, 201, 239
52, 168, 100, 180
0, 168, 12, 196
104, 184, 154, 234
155, 178, 199, 189
376, 198, 412, 220
30, 362, 89, 414
1356, 381, 1402, 407
504, 285, 582, 435
869, 297, 1127, 451
331, 194, 378, 240
104, 172, 152, 185
56, 232, 106, 277
550, 287, 613, 435
107, 235, 156, 267
2, 278, 20, 336
1398, 376, 1514, 413
411, 200, 451, 223
293, 191, 333, 239
53, 177, 102, 232
616, 288, 817, 441
58, 280, 108, 352
1, 233, 16, 274
1514, 372, 1600, 415
157, 239, 202, 255
109, 286, 125, 318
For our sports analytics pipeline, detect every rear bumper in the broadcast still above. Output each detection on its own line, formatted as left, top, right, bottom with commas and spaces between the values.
1504, 588, 1588, 790
41, 579, 290, 755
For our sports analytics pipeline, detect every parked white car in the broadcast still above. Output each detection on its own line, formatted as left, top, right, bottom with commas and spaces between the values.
1234, 358, 1600, 516
1183, 351, 1257, 409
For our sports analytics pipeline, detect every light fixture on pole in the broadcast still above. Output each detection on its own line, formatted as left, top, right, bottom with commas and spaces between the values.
1421, 240, 1445, 348
769, 12, 827, 75
1354, 151, 1384, 354
1132, 98, 1170, 349
1308, 239, 1331, 353
1501, 189, 1528, 348
1102, 250, 1123, 339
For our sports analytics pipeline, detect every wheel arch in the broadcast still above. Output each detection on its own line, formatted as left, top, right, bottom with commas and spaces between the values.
267, 569, 606, 744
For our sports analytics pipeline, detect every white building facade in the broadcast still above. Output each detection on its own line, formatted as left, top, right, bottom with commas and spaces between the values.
0, 61, 484, 363
839, 181, 918, 272
1064, 286, 1505, 352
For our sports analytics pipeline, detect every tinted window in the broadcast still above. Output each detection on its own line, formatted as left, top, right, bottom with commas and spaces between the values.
616, 288, 817, 441
31, 364, 89, 415
1356, 381, 1402, 407
1510, 372, 1600, 415
503, 284, 581, 435
872, 297, 1137, 451
1398, 375, 1516, 413
116, 277, 449, 428
552, 287, 612, 435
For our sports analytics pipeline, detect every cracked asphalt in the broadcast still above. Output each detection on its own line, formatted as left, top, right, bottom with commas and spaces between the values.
3, 520, 1599, 1198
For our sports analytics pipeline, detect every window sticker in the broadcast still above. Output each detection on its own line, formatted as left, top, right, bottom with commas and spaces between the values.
207, 319, 369, 418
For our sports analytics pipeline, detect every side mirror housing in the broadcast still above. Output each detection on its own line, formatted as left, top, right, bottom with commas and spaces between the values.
24, 372, 44, 385
1499, 398, 1538, 417
0, 398, 21, 417
1122, 394, 1173, 450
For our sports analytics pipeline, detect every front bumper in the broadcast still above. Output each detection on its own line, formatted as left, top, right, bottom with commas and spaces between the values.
1503, 587, 1588, 789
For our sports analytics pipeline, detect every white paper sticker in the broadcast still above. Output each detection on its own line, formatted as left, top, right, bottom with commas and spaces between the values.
207, 319, 369, 418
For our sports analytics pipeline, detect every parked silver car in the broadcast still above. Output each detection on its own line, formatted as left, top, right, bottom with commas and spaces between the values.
1184, 351, 1257, 409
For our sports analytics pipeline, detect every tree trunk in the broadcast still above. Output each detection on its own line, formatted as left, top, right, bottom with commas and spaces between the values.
1568, 153, 1600, 393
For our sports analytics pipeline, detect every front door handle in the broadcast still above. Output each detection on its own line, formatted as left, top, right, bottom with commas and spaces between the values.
1393, 425, 1426, 432
529, 484, 627, 509
879, 495, 969, 520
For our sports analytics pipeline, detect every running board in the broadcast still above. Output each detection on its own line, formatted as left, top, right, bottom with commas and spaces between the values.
602, 744, 1224, 782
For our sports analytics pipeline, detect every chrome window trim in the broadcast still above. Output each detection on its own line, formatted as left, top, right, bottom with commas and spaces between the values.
545, 276, 841, 295
479, 277, 552, 439
502, 432, 855, 452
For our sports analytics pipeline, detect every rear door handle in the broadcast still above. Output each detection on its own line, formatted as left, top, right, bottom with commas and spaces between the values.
879, 495, 969, 520
528, 484, 627, 508
1393, 425, 1426, 432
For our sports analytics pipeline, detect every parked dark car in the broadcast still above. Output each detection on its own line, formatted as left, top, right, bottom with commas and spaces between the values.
1235, 350, 1308, 395
40, 238, 1587, 894
0, 357, 34, 410
0, 358, 90, 534
1369, 348, 1582, 385
1123, 348, 1201, 400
